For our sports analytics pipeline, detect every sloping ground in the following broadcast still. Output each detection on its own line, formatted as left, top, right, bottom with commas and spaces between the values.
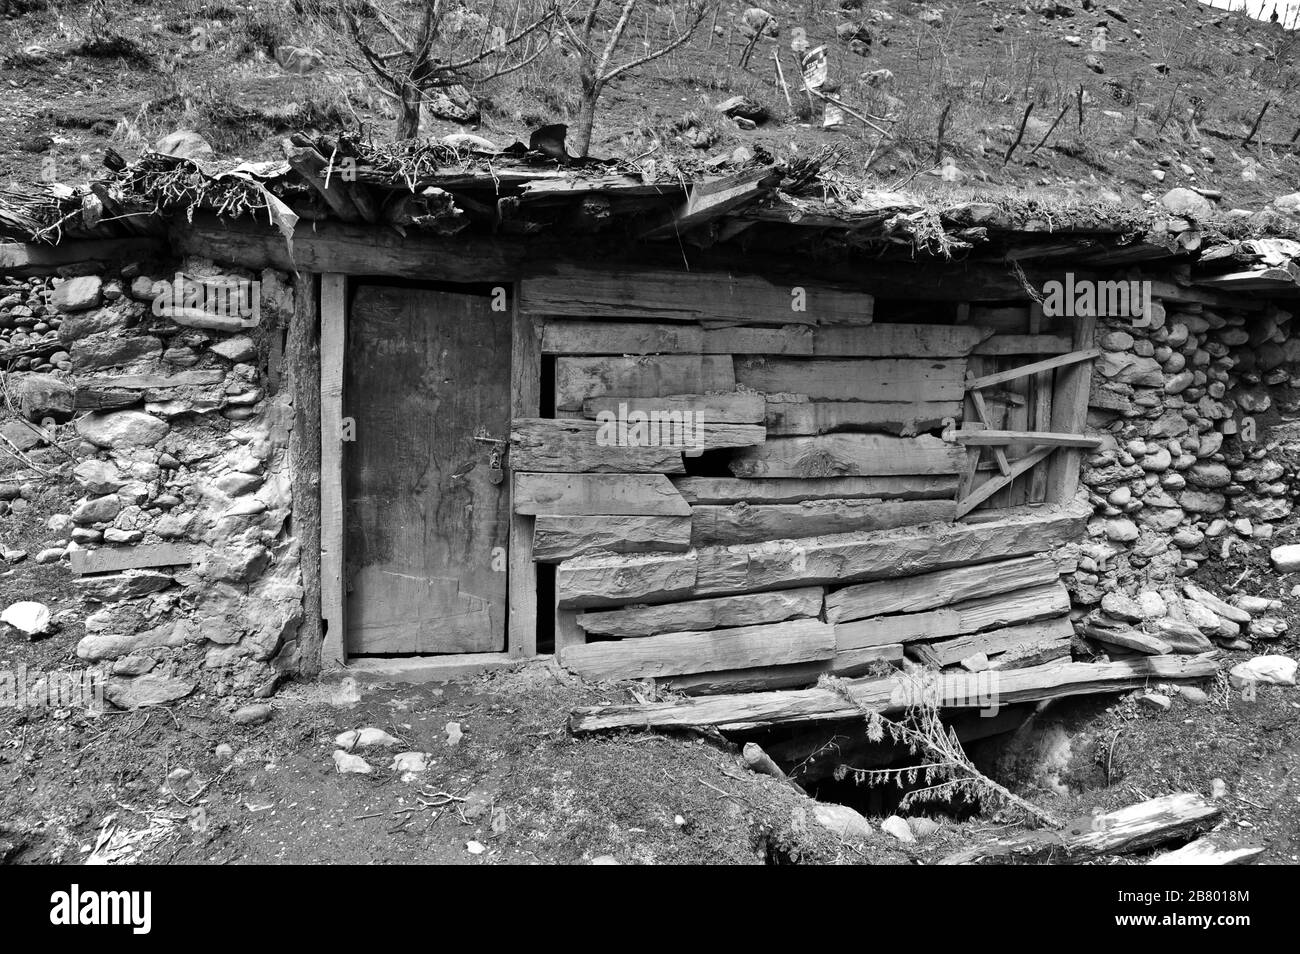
0, 0, 1297, 214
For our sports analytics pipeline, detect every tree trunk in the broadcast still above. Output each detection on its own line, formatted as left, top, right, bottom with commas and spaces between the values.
572, 78, 601, 157
399, 83, 422, 141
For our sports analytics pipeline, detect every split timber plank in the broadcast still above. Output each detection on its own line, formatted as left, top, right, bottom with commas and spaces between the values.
765, 399, 959, 436
1044, 314, 1099, 504
532, 515, 691, 562
576, 586, 824, 638
513, 473, 690, 516
557, 500, 1088, 606
812, 324, 989, 357
559, 618, 835, 681
685, 499, 1090, 599
664, 644, 904, 695
734, 358, 965, 403
939, 793, 1222, 865
582, 393, 765, 423
519, 266, 870, 325
286, 271, 322, 673
690, 498, 956, 546
509, 418, 685, 473
729, 434, 965, 478
833, 582, 1072, 650
508, 304, 541, 658
972, 334, 1073, 356
69, 543, 201, 576
557, 550, 699, 608
541, 320, 703, 354
640, 167, 778, 240
924, 617, 1076, 667
954, 429, 1100, 449
966, 349, 1099, 392
568, 654, 1221, 733
671, 475, 958, 504
825, 555, 1061, 623
703, 325, 814, 354
319, 273, 347, 667
555, 355, 736, 411
77, 370, 225, 389
0, 237, 164, 273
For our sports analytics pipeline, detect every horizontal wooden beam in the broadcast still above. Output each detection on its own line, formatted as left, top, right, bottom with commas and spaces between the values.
513, 473, 690, 516
953, 429, 1101, 449
560, 618, 835, 681
569, 653, 1221, 732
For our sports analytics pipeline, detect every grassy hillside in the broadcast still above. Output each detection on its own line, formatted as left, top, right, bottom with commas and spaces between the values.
0, 0, 1297, 210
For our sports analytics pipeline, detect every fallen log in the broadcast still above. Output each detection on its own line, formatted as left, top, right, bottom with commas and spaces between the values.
939, 793, 1222, 865
568, 653, 1220, 733
1147, 837, 1264, 865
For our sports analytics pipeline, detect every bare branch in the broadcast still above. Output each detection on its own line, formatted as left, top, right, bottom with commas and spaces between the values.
602, 3, 710, 83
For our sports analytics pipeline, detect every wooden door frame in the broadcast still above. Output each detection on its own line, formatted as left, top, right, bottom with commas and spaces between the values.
316, 272, 542, 679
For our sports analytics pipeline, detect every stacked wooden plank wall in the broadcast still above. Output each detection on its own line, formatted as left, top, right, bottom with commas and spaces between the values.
512, 268, 1094, 691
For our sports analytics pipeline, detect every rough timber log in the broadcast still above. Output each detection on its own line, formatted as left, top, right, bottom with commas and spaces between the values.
730, 434, 965, 478
664, 644, 904, 695
925, 617, 1075, 667
555, 499, 1087, 606
567, 653, 1220, 733
532, 515, 692, 562
691, 500, 1088, 599
513, 473, 691, 516
734, 358, 964, 403
671, 475, 958, 503
690, 498, 956, 546
939, 793, 1223, 865
832, 583, 1071, 650
764, 399, 959, 436
510, 418, 685, 473
576, 587, 825, 638
560, 618, 836, 681
825, 555, 1060, 622
555, 355, 735, 410
582, 393, 765, 423
519, 266, 872, 324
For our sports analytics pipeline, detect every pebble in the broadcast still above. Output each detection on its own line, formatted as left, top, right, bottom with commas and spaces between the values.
232, 703, 273, 725
332, 750, 372, 774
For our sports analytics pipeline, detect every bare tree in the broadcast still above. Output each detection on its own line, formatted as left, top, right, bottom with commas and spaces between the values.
559, 0, 716, 157
305, 0, 564, 140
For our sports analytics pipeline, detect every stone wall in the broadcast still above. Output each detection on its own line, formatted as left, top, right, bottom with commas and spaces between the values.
1, 257, 304, 706
1072, 294, 1294, 653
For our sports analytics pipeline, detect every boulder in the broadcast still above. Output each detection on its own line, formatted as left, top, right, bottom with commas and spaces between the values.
50, 276, 102, 312
1269, 544, 1300, 572
1160, 187, 1214, 219
813, 803, 873, 840
1229, 656, 1297, 688
76, 410, 169, 448
105, 673, 195, 709
1, 601, 51, 637
18, 374, 75, 422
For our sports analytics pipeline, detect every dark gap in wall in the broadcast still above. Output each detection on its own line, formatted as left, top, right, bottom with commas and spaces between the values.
682, 447, 737, 477
536, 563, 556, 654
871, 299, 964, 324
540, 356, 556, 418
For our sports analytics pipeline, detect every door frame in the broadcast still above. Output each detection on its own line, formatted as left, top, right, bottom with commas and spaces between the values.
317, 273, 540, 676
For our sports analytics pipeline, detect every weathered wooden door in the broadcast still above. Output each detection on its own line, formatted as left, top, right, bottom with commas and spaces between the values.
344, 285, 511, 655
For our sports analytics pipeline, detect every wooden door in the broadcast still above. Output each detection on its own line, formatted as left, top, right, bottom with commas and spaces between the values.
344, 285, 511, 655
